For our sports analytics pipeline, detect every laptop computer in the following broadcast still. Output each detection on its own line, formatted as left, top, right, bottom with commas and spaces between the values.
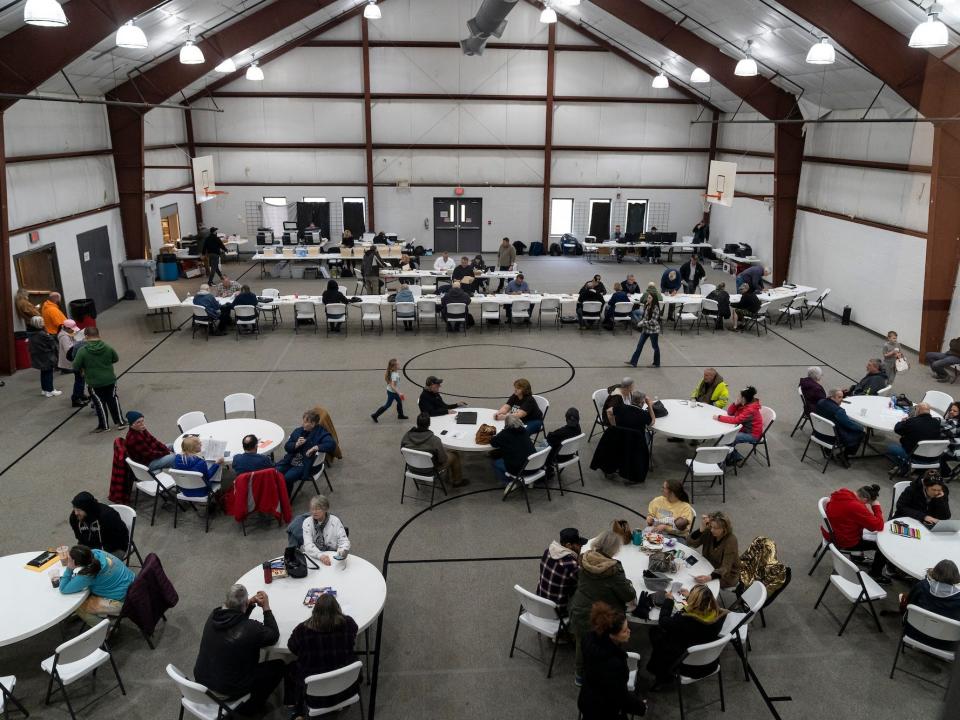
930, 519, 960, 533
455, 411, 478, 425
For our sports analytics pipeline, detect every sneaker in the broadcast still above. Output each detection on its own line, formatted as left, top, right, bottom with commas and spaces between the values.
43, 389, 62, 397
115, 423, 128, 430
624, 360, 637, 367
502, 480, 517, 499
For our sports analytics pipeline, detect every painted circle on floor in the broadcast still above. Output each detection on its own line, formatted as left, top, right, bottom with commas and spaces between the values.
402, 344, 576, 399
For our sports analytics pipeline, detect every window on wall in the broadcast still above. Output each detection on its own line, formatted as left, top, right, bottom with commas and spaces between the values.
588, 199, 612, 241
342, 197, 367, 238
549, 198, 574, 235
303, 197, 327, 203
263, 196, 287, 207
625, 199, 648, 237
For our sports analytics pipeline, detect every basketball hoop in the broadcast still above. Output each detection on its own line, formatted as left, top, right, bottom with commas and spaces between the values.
203, 188, 228, 197
703, 191, 723, 202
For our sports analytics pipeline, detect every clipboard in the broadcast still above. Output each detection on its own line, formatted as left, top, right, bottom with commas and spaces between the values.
25, 550, 60, 572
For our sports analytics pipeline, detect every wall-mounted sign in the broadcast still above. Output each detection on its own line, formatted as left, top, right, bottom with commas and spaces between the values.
28, 231, 39, 244
454, 186, 465, 196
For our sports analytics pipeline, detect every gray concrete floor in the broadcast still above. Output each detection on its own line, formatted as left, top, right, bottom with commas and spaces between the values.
0, 253, 948, 719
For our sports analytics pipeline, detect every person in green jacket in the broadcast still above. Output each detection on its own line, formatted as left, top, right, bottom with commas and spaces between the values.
72, 327, 124, 433
690, 368, 730, 409
567, 530, 637, 685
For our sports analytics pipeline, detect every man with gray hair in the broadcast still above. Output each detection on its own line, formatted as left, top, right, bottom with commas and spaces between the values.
849, 358, 888, 396
814, 388, 865, 466
193, 584, 284, 714
192, 283, 227, 335
799, 366, 826, 416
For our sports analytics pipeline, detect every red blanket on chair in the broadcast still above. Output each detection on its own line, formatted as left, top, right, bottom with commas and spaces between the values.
226, 469, 292, 523
109, 437, 133, 504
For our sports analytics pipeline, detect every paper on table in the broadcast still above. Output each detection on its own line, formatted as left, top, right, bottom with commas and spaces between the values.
202, 438, 228, 461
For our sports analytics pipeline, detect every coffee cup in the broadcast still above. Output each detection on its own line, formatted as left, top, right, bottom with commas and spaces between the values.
57, 545, 69, 566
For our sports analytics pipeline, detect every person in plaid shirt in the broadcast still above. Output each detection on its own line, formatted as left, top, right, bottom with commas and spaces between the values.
537, 528, 587, 615
123, 411, 175, 471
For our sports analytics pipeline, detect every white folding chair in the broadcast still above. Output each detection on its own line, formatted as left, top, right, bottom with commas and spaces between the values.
233, 304, 259, 340
539, 297, 561, 330
742, 301, 771, 336
698, 297, 721, 333
108, 504, 143, 567
730, 582, 767, 678
674, 300, 701, 335
166, 664, 249, 720
294, 301, 318, 334
358, 302, 382, 335
876, 385, 893, 397
675, 634, 733, 720
417, 299, 438, 331
224, 392, 256, 418
682, 445, 732, 503
42, 619, 125, 720
554, 433, 586, 494
589, 388, 609, 442
504, 447, 552, 513
922, 390, 953, 416
509, 300, 533, 330
480, 301, 502, 331
699, 283, 716, 297
394, 302, 417, 333
801, 413, 841, 474
508, 585, 567, 678
190, 305, 212, 340
259, 288, 282, 326
611, 301, 634, 335
776, 295, 804, 329
444, 302, 468, 334
910, 439, 949, 473
0, 675, 27, 719
303, 661, 364, 718
126, 458, 177, 527
177, 411, 208, 433
739, 406, 776, 468
324, 303, 348, 336
890, 605, 960, 685
810, 496, 840, 575
889, 480, 911, 520
532, 395, 550, 441
803, 288, 831, 321
169, 468, 222, 534
580, 300, 602, 330
790, 385, 810, 437
814, 544, 886, 635
400, 447, 447, 508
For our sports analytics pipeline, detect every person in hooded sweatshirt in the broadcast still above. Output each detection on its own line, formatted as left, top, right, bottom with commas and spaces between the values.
567, 530, 636, 686
536, 527, 586, 616
69, 491, 129, 557
824, 484, 889, 583
194, 584, 285, 715
902, 560, 960, 651
72, 326, 124, 432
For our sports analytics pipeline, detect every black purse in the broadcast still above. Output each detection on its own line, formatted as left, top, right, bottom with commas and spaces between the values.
283, 547, 318, 579
652, 400, 669, 418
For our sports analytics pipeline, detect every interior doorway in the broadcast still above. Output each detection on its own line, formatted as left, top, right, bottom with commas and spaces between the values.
433, 198, 482, 254
160, 203, 181, 245
14, 244, 63, 307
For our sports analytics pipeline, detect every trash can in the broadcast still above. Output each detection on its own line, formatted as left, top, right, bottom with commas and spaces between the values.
157, 253, 179, 282
14, 331, 30, 371
120, 259, 157, 300
69, 298, 97, 330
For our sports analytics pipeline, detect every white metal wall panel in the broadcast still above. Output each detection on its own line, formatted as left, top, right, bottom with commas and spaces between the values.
555, 23, 599, 46
191, 98, 364, 143
220, 47, 362, 94
371, 101, 543, 145
552, 152, 704, 187
716, 114, 775, 152
7, 157, 117, 229
4, 101, 109, 155
374, 150, 543, 185
554, 52, 686, 101
804, 112, 934, 166
209, 150, 365, 184
313, 15, 361, 41
553, 104, 710, 147
143, 107, 187, 145
708, 197, 774, 266
145, 169, 192, 192
145, 148, 192, 167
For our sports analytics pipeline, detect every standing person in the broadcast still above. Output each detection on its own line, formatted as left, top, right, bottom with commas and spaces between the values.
58, 545, 135, 627
882, 331, 905, 386
894, 472, 951, 526
57, 319, 87, 407
41, 292, 67, 335
371, 358, 408, 423
679, 255, 705, 294
361, 245, 385, 296
578, 602, 648, 719
29, 329, 60, 398
925, 336, 960, 382
692, 220, 709, 244
496, 237, 517, 291
72, 327, 124, 432
15, 288, 43, 331
735, 265, 771, 293
706, 282, 731, 329
627, 293, 661, 368
202, 227, 228, 284
537, 528, 586, 616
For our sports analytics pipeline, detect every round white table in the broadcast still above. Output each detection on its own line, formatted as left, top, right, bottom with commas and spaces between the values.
841, 396, 908, 433
0, 552, 88, 647
236, 552, 387, 653
174, 419, 286, 463
876, 517, 960, 580
651, 399, 734, 440
427, 407, 504, 452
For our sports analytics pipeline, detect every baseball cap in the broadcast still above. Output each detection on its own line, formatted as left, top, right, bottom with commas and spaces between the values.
560, 528, 588, 546
425, 376, 443, 386
62, 319, 78, 331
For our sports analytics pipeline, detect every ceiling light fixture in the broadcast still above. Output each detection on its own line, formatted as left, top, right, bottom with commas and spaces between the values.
690, 67, 710, 83
805, 37, 835, 65
909, 4, 949, 48
363, 1, 381, 20
179, 27, 205, 64
245, 59, 264, 81
540, 3, 557, 24
116, 20, 148, 49
735, 40, 758, 77
652, 69, 669, 89
214, 58, 237, 73
23, 0, 67, 27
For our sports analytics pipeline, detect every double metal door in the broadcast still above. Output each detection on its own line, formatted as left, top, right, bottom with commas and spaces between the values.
433, 198, 482, 254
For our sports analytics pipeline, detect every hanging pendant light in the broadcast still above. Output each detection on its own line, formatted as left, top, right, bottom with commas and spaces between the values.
179, 27, 205, 64
735, 40, 758, 77
652, 71, 669, 89
909, 5, 948, 49
805, 37, 835, 64
363, 1, 381, 20
116, 20, 148, 50
245, 60, 264, 82
540, 2, 557, 24
215, 58, 237, 73
690, 67, 710, 83
24, 0, 67, 27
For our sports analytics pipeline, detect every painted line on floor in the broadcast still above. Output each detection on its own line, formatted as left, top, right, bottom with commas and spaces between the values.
388, 555, 542, 565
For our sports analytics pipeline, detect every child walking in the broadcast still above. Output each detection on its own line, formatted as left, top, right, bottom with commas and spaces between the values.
882, 330, 904, 386
371, 358, 408, 422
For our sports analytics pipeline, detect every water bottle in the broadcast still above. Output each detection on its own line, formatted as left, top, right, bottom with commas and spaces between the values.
262, 561, 272, 584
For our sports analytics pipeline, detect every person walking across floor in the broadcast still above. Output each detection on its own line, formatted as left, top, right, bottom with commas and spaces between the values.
361, 245, 386, 296
72, 326, 124, 432
371, 358, 408, 423
202, 227, 228, 284
627, 293, 661, 368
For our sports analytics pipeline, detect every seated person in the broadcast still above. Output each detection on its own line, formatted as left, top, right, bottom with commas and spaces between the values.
545, 407, 582, 469
321, 280, 350, 332
825, 484, 889, 583
735, 265, 771, 293
537, 528, 586, 616
193, 284, 228, 335
301, 494, 351, 564
849, 359, 889, 396
494, 378, 543, 436
394, 283, 416, 330
373, 231, 388, 244
471, 254, 488, 290
902, 560, 960, 650
894, 472, 951, 526
212, 276, 238, 298
814, 388, 866, 466
433, 251, 456, 273
440, 282, 472, 329
124, 410, 175, 471
591, 275, 608, 296
691, 368, 729, 409
504, 273, 532, 321
715, 386, 762, 464
230, 283, 259, 310
194, 584, 284, 716
730, 283, 760, 330
276, 411, 336, 496
399, 253, 418, 271
646, 585, 726, 691
69, 491, 129, 557
799, 367, 826, 415
576, 282, 606, 327
578, 602, 648, 718
887, 403, 942, 475
231, 434, 275, 475
285, 595, 360, 716
59, 545, 135, 626
941, 402, 960, 475
459, 275, 479, 297
622, 274, 641, 294
174, 436, 224, 496
491, 415, 535, 493
418, 376, 465, 416
401, 412, 465, 486
686, 512, 740, 590
451, 256, 474, 282
705, 282, 730, 329
604, 282, 631, 323
590, 392, 655, 485
679, 256, 705, 293
646, 479, 694, 538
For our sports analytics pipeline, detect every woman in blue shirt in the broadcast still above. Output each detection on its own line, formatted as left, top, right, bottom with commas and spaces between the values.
60, 545, 135, 626
173, 436, 224, 497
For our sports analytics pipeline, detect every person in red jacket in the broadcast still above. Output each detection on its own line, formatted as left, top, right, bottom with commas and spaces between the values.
825, 484, 890, 584
714, 386, 763, 465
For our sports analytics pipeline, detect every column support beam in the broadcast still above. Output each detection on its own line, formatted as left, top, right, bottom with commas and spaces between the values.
183, 109, 202, 228
541, 24, 556, 249
773, 124, 804, 286
361, 17, 375, 231
0, 112, 14, 375
108, 107, 147, 260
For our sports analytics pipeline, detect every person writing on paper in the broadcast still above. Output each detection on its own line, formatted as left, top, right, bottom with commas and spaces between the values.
231, 434, 275, 475
504, 273, 533, 322
686, 512, 740, 590
895, 472, 951, 527
646, 479, 694, 538
902, 560, 960, 651
679, 256, 705, 294
433, 251, 456, 273
69, 491, 129, 557
301, 495, 350, 565
173, 436, 224, 497
735, 265, 770, 293
59, 545, 135, 627
276, 410, 337, 496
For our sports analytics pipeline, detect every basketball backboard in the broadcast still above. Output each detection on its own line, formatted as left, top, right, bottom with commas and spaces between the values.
193, 155, 225, 204
705, 160, 737, 208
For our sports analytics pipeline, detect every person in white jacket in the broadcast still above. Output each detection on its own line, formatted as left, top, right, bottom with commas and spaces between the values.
433, 251, 456, 272
301, 495, 350, 565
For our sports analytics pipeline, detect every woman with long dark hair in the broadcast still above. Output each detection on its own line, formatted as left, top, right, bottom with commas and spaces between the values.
578, 601, 647, 719
58, 544, 135, 626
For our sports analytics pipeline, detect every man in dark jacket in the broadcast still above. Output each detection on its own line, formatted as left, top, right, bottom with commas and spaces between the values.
194, 584, 284, 713
576, 282, 605, 328
814, 389, 865, 466
546, 408, 583, 471
894, 473, 951, 525
492, 415, 535, 496
887, 402, 943, 474
925, 336, 960, 381
622, 274, 641, 294
678, 256, 706, 293
418, 377, 463, 416
730, 283, 760, 331
849, 359, 889, 396
604, 283, 631, 324
202, 227, 228, 284
193, 285, 228, 335
69, 491, 129, 557
361, 245, 385, 295
401, 412, 464, 486
232, 434, 275, 476
275, 411, 336, 495
29, 329, 59, 397
440, 282, 472, 329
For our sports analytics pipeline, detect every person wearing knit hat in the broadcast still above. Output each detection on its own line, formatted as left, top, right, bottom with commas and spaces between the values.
124, 411, 176, 471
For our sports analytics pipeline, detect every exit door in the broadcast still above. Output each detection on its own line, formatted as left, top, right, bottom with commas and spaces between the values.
433, 198, 482, 254
77, 226, 118, 314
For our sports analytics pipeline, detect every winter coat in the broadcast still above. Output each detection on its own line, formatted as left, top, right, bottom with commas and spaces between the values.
194, 606, 280, 698
119, 553, 179, 637
799, 377, 826, 414
691, 377, 729, 409
686, 529, 741, 588
895, 479, 951, 523
28, 331, 58, 371
578, 631, 647, 720
568, 551, 636, 637
646, 597, 725, 681
69, 491, 129, 557
226, 469, 292, 524
490, 426, 535, 475
718, 400, 763, 439
72, 339, 119, 387
824, 488, 884, 549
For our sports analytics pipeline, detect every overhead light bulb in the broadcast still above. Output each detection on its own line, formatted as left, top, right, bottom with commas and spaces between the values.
909, 6, 949, 48
245, 61, 264, 81
363, 1, 381, 20
735, 40, 758, 77
652, 71, 669, 89
540, 5, 557, 24
179, 28, 204, 64
215, 58, 237, 73
116, 20, 148, 49
24, 0, 67, 27
805, 37, 835, 64
690, 67, 710, 83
